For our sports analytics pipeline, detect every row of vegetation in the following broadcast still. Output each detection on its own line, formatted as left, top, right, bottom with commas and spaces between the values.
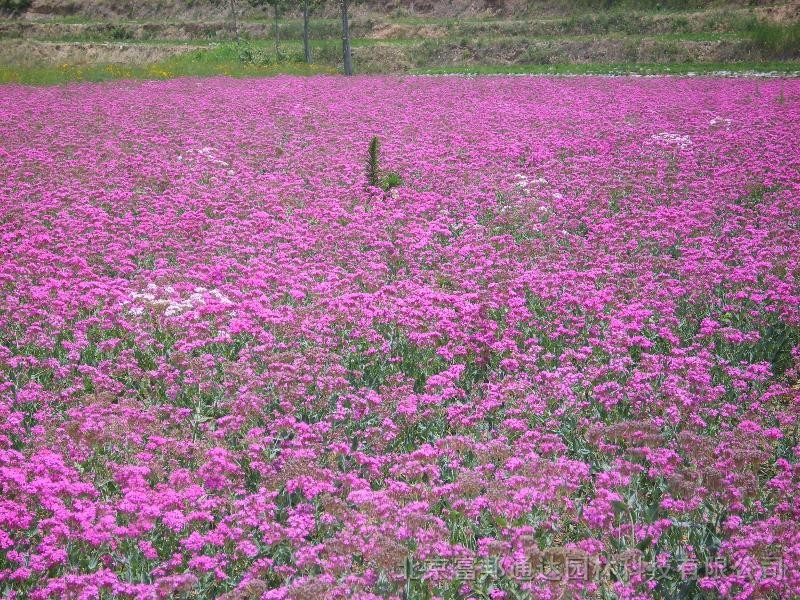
1, 13, 793, 39
3, 58, 799, 86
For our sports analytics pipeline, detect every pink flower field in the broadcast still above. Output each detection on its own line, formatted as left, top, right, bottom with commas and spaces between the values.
1, 75, 799, 599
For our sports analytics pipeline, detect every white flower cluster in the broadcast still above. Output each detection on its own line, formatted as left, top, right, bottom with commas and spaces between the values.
514, 173, 548, 195
513, 173, 555, 214
178, 146, 229, 167
709, 116, 733, 127
177, 147, 235, 176
650, 132, 693, 149
128, 284, 233, 317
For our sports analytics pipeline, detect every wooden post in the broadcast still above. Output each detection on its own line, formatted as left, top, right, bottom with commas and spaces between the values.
341, 0, 353, 76
303, 0, 312, 63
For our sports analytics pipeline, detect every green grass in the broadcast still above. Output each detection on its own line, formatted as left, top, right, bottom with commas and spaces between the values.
2, 30, 757, 50
0, 48, 334, 85
3, 59, 797, 86
14, 37, 218, 46
411, 61, 800, 76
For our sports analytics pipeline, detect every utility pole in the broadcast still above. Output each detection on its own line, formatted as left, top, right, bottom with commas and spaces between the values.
273, 2, 281, 58
340, 0, 353, 75
303, 0, 312, 63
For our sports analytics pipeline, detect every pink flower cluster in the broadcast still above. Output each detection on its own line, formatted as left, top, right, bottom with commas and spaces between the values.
0, 75, 799, 599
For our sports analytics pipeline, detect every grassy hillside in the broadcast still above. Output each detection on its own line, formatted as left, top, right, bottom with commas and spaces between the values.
8, 0, 797, 20
0, 0, 798, 82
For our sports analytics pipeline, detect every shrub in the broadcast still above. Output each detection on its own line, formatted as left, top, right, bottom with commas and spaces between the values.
0, 0, 31, 15
109, 25, 133, 41
748, 21, 800, 59
366, 136, 403, 193
381, 171, 403, 192
366, 136, 380, 188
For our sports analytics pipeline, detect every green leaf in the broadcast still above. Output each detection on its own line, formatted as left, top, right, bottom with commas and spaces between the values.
611, 500, 628, 514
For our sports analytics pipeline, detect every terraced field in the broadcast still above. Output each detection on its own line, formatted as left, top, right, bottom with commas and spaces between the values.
0, 1, 798, 81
